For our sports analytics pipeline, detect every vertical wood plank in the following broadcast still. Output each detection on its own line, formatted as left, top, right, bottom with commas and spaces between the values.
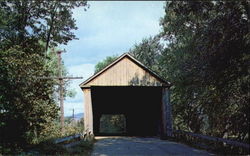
84, 57, 164, 86
83, 89, 93, 133
162, 88, 173, 138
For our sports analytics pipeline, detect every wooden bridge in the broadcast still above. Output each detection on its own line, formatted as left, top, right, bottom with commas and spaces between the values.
80, 53, 173, 138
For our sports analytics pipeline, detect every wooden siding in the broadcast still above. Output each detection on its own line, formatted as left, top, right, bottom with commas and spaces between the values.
162, 88, 173, 137
83, 57, 164, 87
83, 89, 93, 133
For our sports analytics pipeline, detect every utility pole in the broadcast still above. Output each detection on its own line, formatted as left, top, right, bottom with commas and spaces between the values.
36, 50, 82, 134
57, 50, 65, 133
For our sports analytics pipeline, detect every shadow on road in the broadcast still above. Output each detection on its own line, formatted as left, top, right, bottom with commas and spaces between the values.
91, 136, 214, 156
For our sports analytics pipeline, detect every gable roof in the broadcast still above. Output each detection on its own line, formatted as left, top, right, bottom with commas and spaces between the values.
79, 53, 171, 88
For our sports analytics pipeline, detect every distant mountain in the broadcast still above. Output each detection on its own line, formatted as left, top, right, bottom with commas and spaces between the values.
74, 113, 84, 120
65, 113, 84, 120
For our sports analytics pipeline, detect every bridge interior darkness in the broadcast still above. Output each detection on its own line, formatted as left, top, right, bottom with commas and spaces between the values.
91, 86, 163, 136
99, 114, 126, 134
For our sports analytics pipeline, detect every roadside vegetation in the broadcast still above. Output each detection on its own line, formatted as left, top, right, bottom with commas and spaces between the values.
0, 0, 89, 154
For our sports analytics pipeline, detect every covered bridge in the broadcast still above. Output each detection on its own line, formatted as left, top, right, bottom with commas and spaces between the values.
80, 53, 173, 138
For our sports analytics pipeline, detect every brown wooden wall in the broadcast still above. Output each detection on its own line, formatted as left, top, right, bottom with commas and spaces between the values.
83, 89, 93, 133
84, 57, 163, 87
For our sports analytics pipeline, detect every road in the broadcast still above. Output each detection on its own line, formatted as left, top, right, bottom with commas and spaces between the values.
91, 136, 213, 156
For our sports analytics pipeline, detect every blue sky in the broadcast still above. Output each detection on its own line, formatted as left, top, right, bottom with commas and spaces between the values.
61, 1, 166, 116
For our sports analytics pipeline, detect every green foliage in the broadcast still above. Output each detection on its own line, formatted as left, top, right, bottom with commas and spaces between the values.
0, 0, 88, 153
31, 119, 92, 155
94, 55, 118, 73
100, 115, 126, 134
0, 45, 78, 151
0, 0, 88, 52
0, 45, 59, 150
129, 36, 164, 73
159, 1, 249, 142
35, 139, 94, 155
37, 118, 84, 143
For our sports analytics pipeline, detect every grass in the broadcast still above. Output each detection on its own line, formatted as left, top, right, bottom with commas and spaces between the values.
25, 137, 95, 155
67, 140, 95, 155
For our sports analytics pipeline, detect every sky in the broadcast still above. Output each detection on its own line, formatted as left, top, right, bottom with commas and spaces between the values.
61, 1, 166, 116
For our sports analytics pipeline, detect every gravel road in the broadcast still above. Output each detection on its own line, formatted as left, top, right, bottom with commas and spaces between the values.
91, 136, 213, 156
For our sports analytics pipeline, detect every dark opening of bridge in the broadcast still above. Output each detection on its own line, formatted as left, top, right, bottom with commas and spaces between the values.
99, 114, 126, 135
91, 86, 162, 136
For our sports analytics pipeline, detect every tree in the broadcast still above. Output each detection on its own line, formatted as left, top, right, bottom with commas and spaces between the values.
0, 45, 58, 150
94, 55, 118, 73
129, 36, 164, 74
0, 0, 88, 152
160, 1, 249, 142
0, 0, 88, 53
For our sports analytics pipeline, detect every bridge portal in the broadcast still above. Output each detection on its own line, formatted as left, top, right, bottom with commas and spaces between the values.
80, 53, 173, 138
91, 86, 162, 136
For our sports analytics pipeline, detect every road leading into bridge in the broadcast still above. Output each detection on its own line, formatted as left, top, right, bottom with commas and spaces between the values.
91, 136, 213, 156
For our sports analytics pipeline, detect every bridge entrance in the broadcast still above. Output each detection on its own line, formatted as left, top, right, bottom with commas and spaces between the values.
80, 53, 173, 138
91, 86, 162, 136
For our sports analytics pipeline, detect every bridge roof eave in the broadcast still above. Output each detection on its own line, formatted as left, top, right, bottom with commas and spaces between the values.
80, 84, 171, 90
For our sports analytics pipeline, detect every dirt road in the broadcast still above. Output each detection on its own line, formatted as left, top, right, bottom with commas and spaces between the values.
91, 137, 213, 156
